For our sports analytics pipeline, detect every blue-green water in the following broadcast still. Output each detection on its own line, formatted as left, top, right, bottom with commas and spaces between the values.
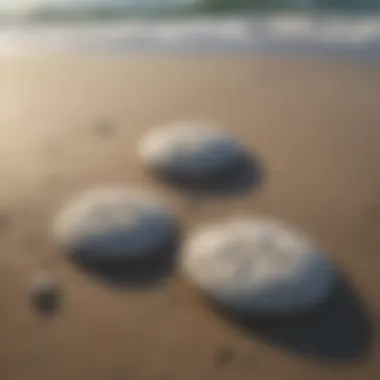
1, 1, 380, 57
1, 1, 380, 23
198, 0, 380, 12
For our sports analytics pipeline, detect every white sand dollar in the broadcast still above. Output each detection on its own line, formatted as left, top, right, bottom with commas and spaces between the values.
138, 121, 245, 179
182, 218, 337, 315
53, 187, 177, 260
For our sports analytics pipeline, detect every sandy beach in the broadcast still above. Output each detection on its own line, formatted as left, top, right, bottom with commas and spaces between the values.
0, 54, 380, 380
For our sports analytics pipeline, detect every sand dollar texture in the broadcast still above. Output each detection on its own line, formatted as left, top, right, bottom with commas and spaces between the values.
53, 187, 177, 260
182, 218, 337, 315
138, 121, 245, 179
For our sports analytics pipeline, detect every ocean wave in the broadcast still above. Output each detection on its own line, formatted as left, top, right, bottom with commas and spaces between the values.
1, 15, 380, 57
1, 1, 380, 23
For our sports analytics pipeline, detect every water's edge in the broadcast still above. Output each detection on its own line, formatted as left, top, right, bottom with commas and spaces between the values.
1, 15, 380, 58
1, 0, 380, 23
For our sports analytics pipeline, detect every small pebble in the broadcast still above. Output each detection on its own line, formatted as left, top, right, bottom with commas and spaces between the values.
30, 271, 61, 315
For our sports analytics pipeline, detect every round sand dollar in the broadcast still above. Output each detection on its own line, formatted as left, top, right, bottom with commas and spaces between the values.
138, 121, 245, 179
53, 187, 177, 260
182, 218, 337, 315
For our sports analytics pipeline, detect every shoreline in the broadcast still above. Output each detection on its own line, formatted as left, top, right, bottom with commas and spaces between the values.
1, 15, 380, 58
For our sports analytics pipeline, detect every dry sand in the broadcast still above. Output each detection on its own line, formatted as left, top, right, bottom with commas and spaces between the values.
0, 54, 380, 380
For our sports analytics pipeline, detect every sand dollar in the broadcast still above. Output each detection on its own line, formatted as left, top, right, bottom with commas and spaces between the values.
181, 218, 337, 315
138, 121, 245, 179
53, 187, 177, 260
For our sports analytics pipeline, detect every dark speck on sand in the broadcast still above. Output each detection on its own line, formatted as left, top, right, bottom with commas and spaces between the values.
95, 119, 115, 137
214, 345, 235, 367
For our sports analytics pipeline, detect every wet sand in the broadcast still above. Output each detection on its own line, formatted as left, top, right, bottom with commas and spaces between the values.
0, 55, 380, 380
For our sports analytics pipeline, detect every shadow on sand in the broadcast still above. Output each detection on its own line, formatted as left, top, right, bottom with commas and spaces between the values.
69, 234, 181, 289
210, 277, 373, 363
151, 153, 264, 199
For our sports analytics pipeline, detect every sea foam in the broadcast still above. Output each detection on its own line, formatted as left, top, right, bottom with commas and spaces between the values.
1, 15, 380, 57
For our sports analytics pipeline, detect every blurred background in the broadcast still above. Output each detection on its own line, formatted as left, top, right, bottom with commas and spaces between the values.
0, 0, 380, 56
